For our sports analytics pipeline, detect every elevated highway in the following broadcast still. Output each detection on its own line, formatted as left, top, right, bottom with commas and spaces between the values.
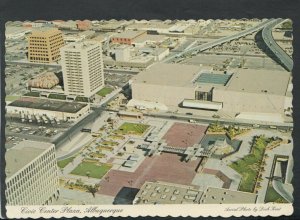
261, 18, 293, 71
163, 19, 275, 63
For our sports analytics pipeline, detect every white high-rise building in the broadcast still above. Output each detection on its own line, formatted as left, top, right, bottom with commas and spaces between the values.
60, 41, 104, 98
5, 140, 59, 205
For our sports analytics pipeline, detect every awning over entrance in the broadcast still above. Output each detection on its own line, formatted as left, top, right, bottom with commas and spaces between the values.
182, 99, 223, 110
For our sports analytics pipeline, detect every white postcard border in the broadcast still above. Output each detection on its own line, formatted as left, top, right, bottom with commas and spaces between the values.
6, 204, 293, 218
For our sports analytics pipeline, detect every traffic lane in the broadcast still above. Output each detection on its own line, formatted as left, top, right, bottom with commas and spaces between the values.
262, 19, 293, 71
143, 112, 293, 130
164, 19, 274, 63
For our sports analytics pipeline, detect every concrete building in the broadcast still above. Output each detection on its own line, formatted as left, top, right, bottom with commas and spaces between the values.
139, 47, 169, 61
118, 110, 143, 119
61, 41, 104, 98
126, 21, 174, 34
55, 20, 77, 30
130, 63, 292, 122
132, 34, 168, 47
28, 28, 64, 63
114, 45, 131, 62
76, 20, 91, 30
133, 181, 203, 204
5, 140, 59, 205
111, 30, 147, 45
200, 187, 257, 204
200, 158, 242, 190
131, 63, 202, 107
126, 21, 198, 36
7, 97, 90, 122
63, 31, 95, 43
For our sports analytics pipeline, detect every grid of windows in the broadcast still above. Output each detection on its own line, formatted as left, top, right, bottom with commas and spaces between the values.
28, 29, 64, 64
61, 42, 104, 97
5, 146, 59, 205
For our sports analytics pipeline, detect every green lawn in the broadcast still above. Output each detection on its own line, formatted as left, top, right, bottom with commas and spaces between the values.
230, 136, 270, 193
24, 91, 40, 97
57, 157, 75, 168
75, 96, 89, 102
48, 94, 67, 100
5, 95, 21, 101
71, 161, 112, 179
97, 87, 114, 97
116, 122, 150, 135
265, 184, 288, 203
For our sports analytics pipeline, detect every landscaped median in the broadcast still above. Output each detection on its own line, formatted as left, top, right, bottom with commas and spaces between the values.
70, 161, 112, 179
229, 135, 274, 193
207, 122, 250, 139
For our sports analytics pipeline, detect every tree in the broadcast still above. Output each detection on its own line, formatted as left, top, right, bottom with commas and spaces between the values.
87, 184, 99, 198
86, 171, 90, 178
76, 178, 83, 186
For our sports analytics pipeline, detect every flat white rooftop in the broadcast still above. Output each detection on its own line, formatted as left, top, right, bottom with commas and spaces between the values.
201, 187, 257, 204
5, 140, 54, 179
62, 41, 100, 51
224, 68, 291, 95
132, 63, 202, 87
112, 30, 145, 39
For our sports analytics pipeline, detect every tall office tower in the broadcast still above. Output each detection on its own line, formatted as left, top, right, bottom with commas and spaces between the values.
28, 28, 64, 63
60, 41, 104, 98
5, 140, 59, 205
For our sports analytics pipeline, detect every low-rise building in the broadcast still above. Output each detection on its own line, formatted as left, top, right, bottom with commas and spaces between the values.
200, 158, 242, 190
126, 21, 174, 34
118, 110, 143, 119
132, 34, 168, 47
63, 31, 96, 43
133, 181, 203, 204
130, 63, 292, 122
7, 97, 90, 122
111, 30, 147, 45
114, 45, 131, 62
5, 140, 59, 205
76, 20, 91, 30
200, 187, 257, 204
139, 47, 169, 61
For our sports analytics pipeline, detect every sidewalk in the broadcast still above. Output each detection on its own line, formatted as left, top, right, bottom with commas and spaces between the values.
55, 188, 114, 205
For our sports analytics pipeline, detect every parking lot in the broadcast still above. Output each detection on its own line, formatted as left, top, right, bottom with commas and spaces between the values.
104, 72, 133, 88
5, 37, 28, 61
5, 64, 60, 96
5, 117, 71, 148
181, 53, 285, 71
